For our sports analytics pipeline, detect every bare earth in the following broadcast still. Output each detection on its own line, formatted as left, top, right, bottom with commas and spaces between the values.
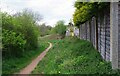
19, 42, 52, 74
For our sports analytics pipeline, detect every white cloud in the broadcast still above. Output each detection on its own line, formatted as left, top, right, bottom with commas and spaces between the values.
1, 0, 75, 27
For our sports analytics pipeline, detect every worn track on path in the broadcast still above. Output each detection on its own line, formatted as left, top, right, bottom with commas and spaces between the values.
19, 42, 52, 74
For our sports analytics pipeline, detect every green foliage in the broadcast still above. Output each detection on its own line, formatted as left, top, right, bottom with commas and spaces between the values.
2, 29, 26, 57
73, 2, 109, 26
2, 39, 49, 74
51, 20, 66, 36
33, 37, 119, 74
2, 9, 42, 58
13, 10, 41, 49
40, 34, 63, 40
73, 3, 93, 26
2, 12, 16, 31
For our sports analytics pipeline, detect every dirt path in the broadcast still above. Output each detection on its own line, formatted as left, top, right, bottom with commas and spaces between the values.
19, 42, 52, 74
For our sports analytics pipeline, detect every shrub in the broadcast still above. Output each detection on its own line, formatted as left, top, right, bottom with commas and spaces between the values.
2, 29, 26, 57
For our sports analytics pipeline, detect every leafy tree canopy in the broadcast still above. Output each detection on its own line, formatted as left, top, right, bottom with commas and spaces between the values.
51, 20, 66, 36
73, 1, 109, 27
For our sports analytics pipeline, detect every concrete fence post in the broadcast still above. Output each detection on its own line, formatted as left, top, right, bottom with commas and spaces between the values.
110, 2, 119, 69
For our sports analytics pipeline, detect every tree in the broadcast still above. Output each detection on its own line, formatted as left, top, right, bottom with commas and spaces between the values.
2, 9, 43, 58
38, 23, 52, 36
2, 12, 26, 57
51, 20, 66, 36
73, 2, 95, 26
13, 9, 42, 50
73, 1, 109, 27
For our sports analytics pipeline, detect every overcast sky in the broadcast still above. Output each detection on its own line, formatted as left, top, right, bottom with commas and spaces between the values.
1, 0, 75, 27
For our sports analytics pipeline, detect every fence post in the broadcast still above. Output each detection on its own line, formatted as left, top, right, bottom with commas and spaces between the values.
110, 2, 119, 69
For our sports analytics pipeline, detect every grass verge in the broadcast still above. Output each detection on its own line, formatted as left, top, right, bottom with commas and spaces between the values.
2, 39, 49, 74
32, 37, 120, 74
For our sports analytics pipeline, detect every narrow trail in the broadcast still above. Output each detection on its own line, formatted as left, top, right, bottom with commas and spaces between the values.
19, 42, 52, 74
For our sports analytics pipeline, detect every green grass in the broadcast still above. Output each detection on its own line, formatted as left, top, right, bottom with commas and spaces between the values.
40, 34, 63, 40
32, 37, 120, 74
2, 39, 49, 74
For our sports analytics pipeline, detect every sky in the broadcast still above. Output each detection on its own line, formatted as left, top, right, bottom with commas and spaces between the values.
1, 0, 75, 27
